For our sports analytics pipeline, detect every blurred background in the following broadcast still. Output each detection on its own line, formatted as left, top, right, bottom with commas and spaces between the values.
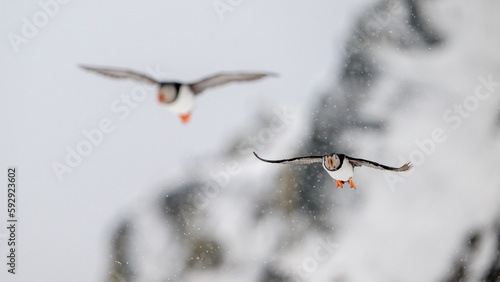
1, 0, 500, 281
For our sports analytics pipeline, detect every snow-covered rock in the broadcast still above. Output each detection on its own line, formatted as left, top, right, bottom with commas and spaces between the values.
105, 1, 500, 281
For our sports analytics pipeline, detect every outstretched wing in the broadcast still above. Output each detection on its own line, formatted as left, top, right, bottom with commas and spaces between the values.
80, 65, 159, 85
253, 152, 323, 165
346, 156, 412, 172
189, 72, 277, 95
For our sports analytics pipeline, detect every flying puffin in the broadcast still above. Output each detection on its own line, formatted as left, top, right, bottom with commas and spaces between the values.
253, 152, 412, 189
80, 65, 276, 123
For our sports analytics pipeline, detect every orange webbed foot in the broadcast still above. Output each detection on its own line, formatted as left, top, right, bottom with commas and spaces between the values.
349, 177, 356, 189
336, 180, 343, 188
179, 113, 191, 124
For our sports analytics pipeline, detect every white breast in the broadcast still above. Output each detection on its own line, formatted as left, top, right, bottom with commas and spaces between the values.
325, 159, 354, 181
164, 85, 195, 115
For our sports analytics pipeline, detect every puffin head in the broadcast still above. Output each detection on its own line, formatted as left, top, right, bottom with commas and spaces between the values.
157, 84, 180, 103
323, 154, 342, 171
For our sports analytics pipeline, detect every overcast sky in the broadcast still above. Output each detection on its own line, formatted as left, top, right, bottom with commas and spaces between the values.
0, 1, 376, 281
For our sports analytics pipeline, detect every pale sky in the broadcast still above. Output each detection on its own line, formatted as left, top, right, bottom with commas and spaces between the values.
0, 1, 373, 281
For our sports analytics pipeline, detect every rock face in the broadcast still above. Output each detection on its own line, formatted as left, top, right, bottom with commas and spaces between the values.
105, 1, 500, 281
293, 0, 442, 226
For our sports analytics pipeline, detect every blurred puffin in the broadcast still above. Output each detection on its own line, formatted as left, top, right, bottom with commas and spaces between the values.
80, 65, 276, 123
253, 152, 412, 189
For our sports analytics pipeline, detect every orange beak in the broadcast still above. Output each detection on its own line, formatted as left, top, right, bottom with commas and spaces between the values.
328, 156, 333, 169
179, 113, 190, 124
157, 91, 163, 103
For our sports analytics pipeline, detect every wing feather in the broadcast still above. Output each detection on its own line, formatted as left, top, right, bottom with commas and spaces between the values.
80, 65, 159, 85
189, 72, 277, 94
347, 156, 412, 172
253, 152, 322, 165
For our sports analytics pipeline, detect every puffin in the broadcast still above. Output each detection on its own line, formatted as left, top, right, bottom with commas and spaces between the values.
253, 152, 412, 189
80, 65, 276, 123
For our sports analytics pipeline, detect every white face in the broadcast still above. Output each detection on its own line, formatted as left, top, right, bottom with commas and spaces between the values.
323, 154, 341, 171
158, 85, 178, 103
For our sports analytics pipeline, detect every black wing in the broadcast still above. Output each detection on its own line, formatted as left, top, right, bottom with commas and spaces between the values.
189, 72, 277, 95
80, 65, 159, 85
346, 156, 412, 172
253, 152, 323, 165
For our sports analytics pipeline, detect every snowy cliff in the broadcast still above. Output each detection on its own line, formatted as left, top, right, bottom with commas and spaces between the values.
105, 1, 500, 281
